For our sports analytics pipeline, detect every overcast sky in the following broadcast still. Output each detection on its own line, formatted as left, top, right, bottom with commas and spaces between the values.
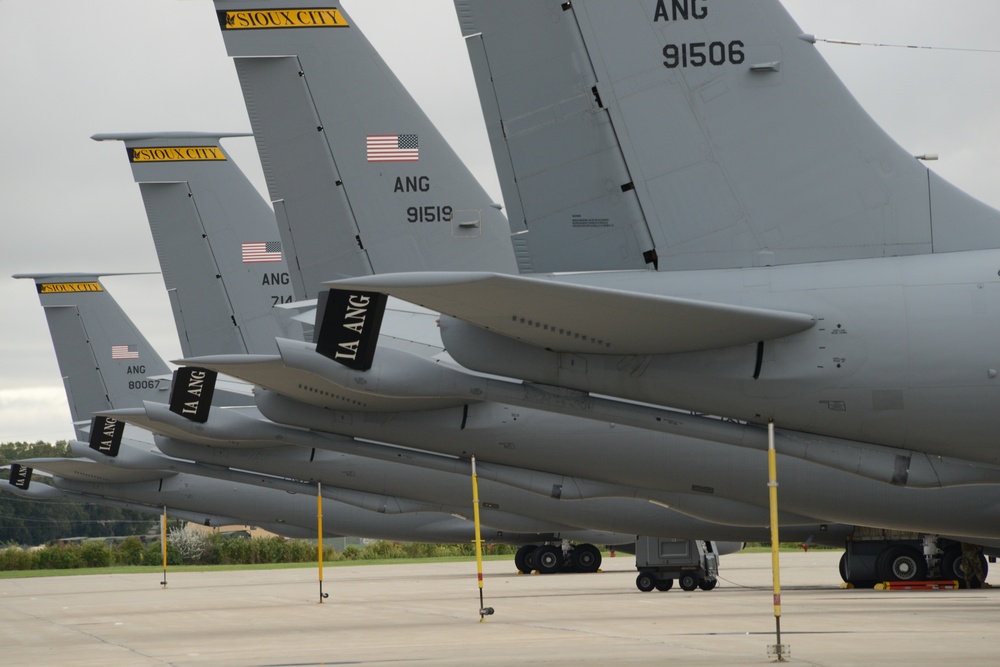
2, 0, 999, 444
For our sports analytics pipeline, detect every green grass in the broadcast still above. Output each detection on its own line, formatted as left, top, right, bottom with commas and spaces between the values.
0, 554, 518, 579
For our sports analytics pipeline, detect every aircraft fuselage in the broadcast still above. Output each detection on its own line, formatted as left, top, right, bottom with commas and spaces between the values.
442, 249, 1000, 464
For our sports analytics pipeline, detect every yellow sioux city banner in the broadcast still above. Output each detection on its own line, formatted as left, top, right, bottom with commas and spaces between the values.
218, 8, 348, 29
129, 146, 227, 163
37, 282, 103, 294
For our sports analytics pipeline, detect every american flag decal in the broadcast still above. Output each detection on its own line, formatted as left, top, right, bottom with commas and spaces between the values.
366, 134, 419, 162
111, 344, 139, 360
242, 241, 282, 263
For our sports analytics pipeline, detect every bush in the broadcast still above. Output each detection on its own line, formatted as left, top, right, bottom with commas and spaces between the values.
362, 541, 404, 560
285, 539, 321, 563
115, 536, 145, 566
0, 547, 37, 570
216, 536, 250, 565
143, 541, 182, 566
79, 540, 112, 568
36, 544, 81, 569
339, 544, 362, 561
0, 535, 516, 571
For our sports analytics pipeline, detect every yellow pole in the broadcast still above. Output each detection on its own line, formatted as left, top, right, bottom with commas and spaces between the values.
160, 506, 168, 588
318, 482, 327, 602
767, 421, 787, 661
471, 457, 492, 620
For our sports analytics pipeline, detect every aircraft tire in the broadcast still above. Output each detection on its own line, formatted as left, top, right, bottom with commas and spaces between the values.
839, 551, 876, 589
876, 546, 926, 582
653, 578, 673, 592
536, 545, 562, 574
941, 546, 988, 589
524, 546, 541, 573
514, 544, 537, 573
571, 544, 602, 573
698, 578, 718, 591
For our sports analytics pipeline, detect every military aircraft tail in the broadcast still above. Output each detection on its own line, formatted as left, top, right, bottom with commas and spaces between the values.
14, 274, 172, 439
455, 0, 1000, 271
212, 0, 516, 299
92, 132, 299, 356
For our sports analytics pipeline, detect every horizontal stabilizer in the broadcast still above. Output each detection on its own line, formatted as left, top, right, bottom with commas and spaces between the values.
13, 458, 175, 484
327, 272, 815, 354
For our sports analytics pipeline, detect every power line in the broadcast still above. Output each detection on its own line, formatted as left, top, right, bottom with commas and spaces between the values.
0, 514, 154, 524
0, 495, 116, 507
810, 36, 1000, 55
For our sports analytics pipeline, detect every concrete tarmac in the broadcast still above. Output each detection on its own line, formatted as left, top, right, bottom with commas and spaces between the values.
1, 550, 996, 666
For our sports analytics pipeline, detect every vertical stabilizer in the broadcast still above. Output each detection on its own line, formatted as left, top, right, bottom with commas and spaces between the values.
92, 132, 298, 356
213, 1, 516, 298
456, 0, 659, 273
13, 274, 171, 439
456, 0, 1000, 270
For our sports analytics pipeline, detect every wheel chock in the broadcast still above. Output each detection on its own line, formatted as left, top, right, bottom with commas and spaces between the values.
874, 580, 959, 590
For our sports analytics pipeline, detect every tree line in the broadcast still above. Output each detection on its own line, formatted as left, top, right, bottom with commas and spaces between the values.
0, 441, 158, 546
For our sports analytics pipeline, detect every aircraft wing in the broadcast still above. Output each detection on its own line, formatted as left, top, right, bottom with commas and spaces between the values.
327, 272, 815, 355
14, 458, 177, 484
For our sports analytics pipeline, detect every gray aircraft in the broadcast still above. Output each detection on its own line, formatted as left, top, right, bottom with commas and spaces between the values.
310, 1, 1000, 470
64, 4, 831, 571
80, 132, 658, 569
88, 129, 852, 571
37, 132, 791, 572
12, 272, 630, 550
7, 456, 450, 543
166, 0, 1000, 585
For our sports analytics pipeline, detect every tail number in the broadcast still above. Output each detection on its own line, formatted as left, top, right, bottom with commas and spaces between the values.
129, 379, 160, 390
407, 205, 453, 224
663, 41, 744, 69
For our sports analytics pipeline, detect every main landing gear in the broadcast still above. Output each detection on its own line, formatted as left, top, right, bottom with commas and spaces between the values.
839, 533, 989, 589
514, 542, 603, 574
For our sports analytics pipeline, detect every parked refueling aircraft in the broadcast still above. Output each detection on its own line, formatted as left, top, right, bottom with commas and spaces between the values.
145, 0, 995, 588
315, 0, 1000, 474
